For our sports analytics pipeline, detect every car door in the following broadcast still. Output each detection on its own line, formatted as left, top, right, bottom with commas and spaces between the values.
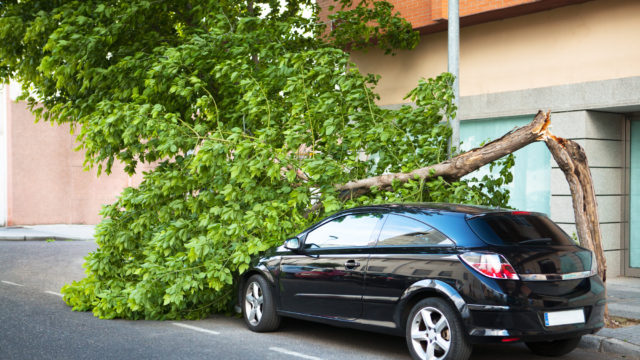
278, 211, 384, 319
362, 213, 457, 325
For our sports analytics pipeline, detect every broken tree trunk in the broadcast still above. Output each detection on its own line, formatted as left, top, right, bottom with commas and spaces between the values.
337, 109, 606, 282
542, 133, 607, 281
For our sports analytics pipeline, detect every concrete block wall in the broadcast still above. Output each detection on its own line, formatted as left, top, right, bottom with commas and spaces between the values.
549, 111, 626, 278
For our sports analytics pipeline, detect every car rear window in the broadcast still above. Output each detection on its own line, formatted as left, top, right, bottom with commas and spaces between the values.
467, 213, 575, 246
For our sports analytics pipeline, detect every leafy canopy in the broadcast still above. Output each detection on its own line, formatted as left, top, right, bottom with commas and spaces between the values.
0, 0, 513, 319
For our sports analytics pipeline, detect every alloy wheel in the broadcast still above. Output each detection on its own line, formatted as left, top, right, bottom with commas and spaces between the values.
244, 281, 264, 326
410, 307, 451, 360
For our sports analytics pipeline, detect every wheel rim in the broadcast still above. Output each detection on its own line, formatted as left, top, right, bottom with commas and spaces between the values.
244, 281, 264, 326
410, 307, 451, 360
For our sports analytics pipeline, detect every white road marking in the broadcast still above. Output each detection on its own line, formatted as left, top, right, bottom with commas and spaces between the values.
1, 280, 24, 287
269, 347, 324, 360
172, 322, 220, 335
45, 291, 64, 297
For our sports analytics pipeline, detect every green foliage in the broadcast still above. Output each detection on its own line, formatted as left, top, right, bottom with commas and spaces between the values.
324, 0, 420, 54
0, 1, 513, 320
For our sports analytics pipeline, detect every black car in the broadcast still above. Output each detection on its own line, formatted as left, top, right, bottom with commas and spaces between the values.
238, 203, 605, 360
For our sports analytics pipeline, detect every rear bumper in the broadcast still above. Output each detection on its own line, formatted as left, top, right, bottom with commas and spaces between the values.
463, 275, 606, 343
467, 303, 604, 343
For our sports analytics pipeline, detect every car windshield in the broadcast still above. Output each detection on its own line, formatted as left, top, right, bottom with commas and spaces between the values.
467, 213, 575, 246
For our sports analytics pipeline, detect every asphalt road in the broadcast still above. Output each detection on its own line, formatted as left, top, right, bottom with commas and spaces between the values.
0, 240, 625, 360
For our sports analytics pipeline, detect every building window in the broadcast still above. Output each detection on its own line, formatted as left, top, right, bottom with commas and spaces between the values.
630, 120, 640, 268
460, 116, 551, 214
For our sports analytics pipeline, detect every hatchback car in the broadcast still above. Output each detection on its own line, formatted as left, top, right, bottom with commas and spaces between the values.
238, 203, 605, 360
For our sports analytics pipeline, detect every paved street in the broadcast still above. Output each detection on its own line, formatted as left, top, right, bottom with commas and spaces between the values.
0, 240, 627, 360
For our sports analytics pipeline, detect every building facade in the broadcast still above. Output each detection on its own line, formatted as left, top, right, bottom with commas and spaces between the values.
0, 83, 146, 226
318, 0, 640, 277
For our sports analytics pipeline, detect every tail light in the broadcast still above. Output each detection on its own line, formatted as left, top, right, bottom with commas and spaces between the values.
501, 337, 521, 343
459, 252, 520, 280
589, 251, 598, 276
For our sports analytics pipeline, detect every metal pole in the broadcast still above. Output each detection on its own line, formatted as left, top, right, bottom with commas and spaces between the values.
448, 0, 460, 155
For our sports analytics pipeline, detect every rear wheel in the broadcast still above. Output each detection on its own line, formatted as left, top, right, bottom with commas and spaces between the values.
525, 336, 581, 357
242, 275, 281, 332
405, 298, 471, 360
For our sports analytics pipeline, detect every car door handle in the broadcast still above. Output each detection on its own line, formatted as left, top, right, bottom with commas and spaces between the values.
344, 260, 360, 269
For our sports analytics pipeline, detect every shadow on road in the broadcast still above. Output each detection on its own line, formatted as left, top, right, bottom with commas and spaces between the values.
277, 318, 409, 358
270, 317, 612, 360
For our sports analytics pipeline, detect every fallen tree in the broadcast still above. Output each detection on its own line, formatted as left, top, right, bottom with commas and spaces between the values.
0, 1, 606, 320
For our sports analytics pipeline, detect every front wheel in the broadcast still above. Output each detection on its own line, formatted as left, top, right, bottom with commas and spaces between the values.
405, 298, 471, 360
242, 275, 281, 332
525, 336, 581, 357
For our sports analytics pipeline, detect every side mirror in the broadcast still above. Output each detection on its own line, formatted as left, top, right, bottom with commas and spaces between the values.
284, 237, 301, 250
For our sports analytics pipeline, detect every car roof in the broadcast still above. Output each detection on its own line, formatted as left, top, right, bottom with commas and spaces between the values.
304, 203, 503, 248
338, 202, 508, 216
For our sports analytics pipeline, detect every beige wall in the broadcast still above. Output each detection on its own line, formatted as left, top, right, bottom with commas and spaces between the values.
352, 0, 640, 105
0, 87, 6, 225
5, 91, 146, 225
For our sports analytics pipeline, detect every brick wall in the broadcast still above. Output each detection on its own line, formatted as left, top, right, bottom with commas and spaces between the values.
318, 0, 592, 33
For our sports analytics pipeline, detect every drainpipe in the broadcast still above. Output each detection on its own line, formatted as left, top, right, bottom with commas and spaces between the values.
448, 0, 460, 156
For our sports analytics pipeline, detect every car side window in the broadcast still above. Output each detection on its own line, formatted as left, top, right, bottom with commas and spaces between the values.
304, 213, 381, 249
377, 214, 454, 247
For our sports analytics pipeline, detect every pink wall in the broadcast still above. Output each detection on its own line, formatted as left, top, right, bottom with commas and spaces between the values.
6, 92, 146, 225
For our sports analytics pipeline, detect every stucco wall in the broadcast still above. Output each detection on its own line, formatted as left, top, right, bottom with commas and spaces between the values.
0, 87, 6, 226
351, 0, 640, 105
5, 90, 146, 225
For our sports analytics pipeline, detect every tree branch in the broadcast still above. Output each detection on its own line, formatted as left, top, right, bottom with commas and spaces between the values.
337, 110, 550, 199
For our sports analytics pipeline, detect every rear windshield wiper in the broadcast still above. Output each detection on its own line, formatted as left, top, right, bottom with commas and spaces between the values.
519, 238, 553, 245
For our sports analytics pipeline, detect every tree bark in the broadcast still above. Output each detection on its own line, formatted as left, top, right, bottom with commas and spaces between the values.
337, 109, 607, 283
542, 134, 606, 281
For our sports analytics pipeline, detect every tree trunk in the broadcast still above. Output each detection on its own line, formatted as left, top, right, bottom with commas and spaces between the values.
337, 109, 607, 282
542, 134, 606, 281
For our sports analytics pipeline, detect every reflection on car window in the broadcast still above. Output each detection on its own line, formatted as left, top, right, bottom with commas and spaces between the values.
467, 214, 574, 246
304, 213, 381, 249
377, 214, 454, 247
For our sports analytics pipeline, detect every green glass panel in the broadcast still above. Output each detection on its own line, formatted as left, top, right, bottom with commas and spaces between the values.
630, 120, 640, 268
460, 116, 550, 215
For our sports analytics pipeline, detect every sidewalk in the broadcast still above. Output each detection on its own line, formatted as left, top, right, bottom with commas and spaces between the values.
0, 224, 95, 241
580, 276, 640, 358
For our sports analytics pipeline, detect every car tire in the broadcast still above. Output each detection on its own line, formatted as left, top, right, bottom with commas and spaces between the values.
242, 275, 281, 332
405, 297, 471, 360
525, 336, 581, 357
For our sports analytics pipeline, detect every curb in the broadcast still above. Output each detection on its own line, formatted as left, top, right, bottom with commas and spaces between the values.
0, 235, 92, 241
0, 225, 96, 242
580, 334, 640, 358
